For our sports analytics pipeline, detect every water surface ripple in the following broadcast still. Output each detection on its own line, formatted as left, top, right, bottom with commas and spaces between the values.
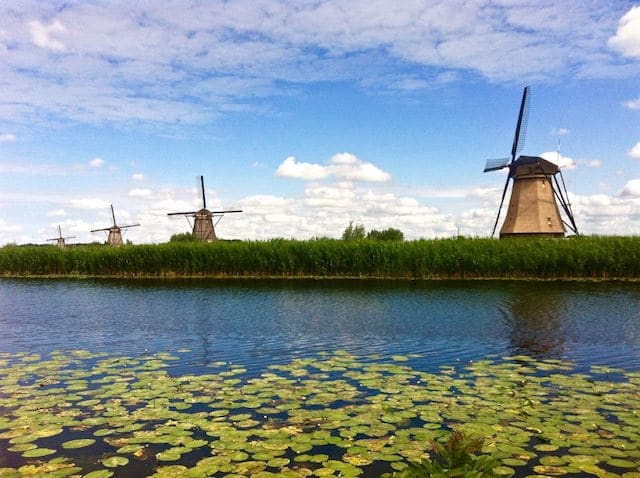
0, 278, 639, 373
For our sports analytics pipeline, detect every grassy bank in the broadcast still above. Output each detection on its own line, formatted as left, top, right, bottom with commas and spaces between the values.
0, 236, 639, 279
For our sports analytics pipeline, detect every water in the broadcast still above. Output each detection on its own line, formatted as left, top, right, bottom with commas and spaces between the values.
1, 278, 639, 372
1, 278, 640, 477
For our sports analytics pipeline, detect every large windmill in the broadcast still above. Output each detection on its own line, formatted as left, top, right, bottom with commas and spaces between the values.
167, 176, 242, 242
47, 225, 75, 249
484, 86, 578, 238
91, 205, 140, 246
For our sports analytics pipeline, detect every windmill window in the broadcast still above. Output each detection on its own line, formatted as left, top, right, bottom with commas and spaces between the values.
547, 217, 552, 226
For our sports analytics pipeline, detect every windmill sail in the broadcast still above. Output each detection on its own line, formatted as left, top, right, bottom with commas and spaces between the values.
510, 86, 530, 162
483, 157, 511, 173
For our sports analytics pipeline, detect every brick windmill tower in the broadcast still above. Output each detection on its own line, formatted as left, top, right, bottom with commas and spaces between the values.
91, 205, 140, 246
484, 86, 578, 238
167, 176, 242, 242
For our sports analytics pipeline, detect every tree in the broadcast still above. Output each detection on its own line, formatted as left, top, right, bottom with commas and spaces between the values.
342, 222, 366, 240
366, 227, 404, 241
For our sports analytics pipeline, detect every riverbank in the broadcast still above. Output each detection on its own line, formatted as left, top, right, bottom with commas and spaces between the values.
1, 236, 639, 279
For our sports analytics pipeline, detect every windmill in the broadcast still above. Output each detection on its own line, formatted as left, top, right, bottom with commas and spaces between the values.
167, 176, 242, 242
91, 205, 140, 246
483, 86, 579, 238
47, 225, 75, 248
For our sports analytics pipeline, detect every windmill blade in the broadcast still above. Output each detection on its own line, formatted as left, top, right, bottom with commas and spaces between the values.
167, 211, 197, 216
200, 175, 207, 209
208, 209, 243, 214
510, 86, 531, 162
91, 227, 112, 232
63, 236, 76, 240
110, 204, 117, 226
483, 157, 511, 173
491, 176, 511, 237
120, 223, 141, 229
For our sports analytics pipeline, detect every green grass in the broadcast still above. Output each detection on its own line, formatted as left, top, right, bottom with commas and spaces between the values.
0, 236, 639, 279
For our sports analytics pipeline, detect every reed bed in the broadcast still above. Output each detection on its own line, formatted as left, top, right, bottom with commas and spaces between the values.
0, 236, 639, 279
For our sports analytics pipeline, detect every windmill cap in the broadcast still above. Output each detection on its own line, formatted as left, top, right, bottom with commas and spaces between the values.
514, 155, 560, 174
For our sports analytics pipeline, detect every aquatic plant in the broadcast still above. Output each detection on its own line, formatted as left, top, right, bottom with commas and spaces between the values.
1, 235, 639, 279
1, 350, 640, 476
381, 431, 500, 478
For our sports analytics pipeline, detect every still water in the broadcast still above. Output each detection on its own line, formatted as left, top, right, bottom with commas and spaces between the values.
1, 278, 639, 372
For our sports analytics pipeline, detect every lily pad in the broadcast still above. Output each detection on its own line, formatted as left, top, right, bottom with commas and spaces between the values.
62, 439, 96, 449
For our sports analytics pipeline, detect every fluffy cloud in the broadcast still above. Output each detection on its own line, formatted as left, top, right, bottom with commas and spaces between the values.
47, 209, 67, 217
551, 128, 570, 136
608, 6, 640, 58
583, 159, 602, 168
540, 151, 575, 169
128, 188, 153, 198
276, 153, 391, 183
623, 97, 640, 110
0, 2, 634, 125
629, 142, 640, 159
66, 198, 110, 210
132, 173, 145, 181
0, 133, 16, 143
621, 179, 640, 197
28, 19, 66, 51
276, 156, 328, 180
88, 157, 105, 168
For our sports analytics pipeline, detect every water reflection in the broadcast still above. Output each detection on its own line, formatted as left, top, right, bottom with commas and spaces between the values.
0, 278, 639, 372
499, 287, 566, 359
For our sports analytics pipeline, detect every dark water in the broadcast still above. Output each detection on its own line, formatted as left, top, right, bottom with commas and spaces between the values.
1, 278, 639, 372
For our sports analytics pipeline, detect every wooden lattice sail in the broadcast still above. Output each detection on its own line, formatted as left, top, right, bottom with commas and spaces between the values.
483, 87, 578, 238
91, 205, 140, 246
167, 176, 242, 242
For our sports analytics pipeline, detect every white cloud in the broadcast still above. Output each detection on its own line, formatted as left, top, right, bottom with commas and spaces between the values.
608, 6, 640, 58
0, 2, 633, 126
623, 97, 640, 110
583, 159, 602, 168
621, 179, 640, 197
132, 173, 145, 181
540, 151, 575, 169
629, 142, 640, 159
276, 156, 329, 180
88, 157, 105, 168
28, 20, 66, 51
328, 153, 391, 182
47, 209, 67, 217
0, 133, 16, 143
551, 128, 570, 136
276, 153, 391, 183
0, 219, 21, 233
66, 198, 110, 210
128, 188, 153, 198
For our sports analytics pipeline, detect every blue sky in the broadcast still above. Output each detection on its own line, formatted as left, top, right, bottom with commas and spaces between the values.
1, 0, 639, 244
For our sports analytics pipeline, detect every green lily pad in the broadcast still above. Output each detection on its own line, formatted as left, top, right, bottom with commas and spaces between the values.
83, 471, 114, 478
22, 448, 56, 458
62, 439, 96, 449
102, 456, 129, 467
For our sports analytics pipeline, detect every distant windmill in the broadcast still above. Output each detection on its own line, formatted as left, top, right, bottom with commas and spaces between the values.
91, 205, 140, 246
47, 225, 75, 249
167, 176, 242, 242
483, 86, 578, 238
